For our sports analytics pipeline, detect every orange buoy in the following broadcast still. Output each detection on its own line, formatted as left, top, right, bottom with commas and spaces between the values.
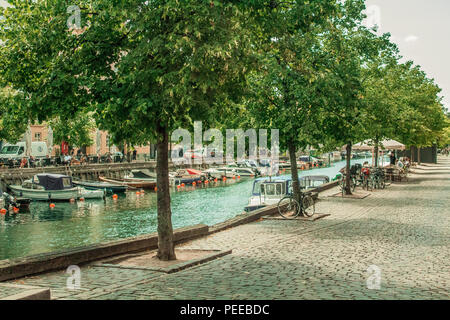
237, 176, 241, 179
223, 177, 227, 181
214, 178, 218, 182
112, 194, 118, 200
154, 187, 157, 192
181, 183, 185, 187
49, 203, 56, 209
13, 207, 20, 214
232, 176, 236, 180
69, 198, 76, 203
192, 182, 197, 186
1, 208, 7, 215
177, 185, 181, 189
136, 191, 141, 196
79, 197, 85, 202
140, 189, 145, 194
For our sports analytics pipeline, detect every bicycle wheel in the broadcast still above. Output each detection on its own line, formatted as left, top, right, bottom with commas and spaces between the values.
278, 196, 300, 219
368, 177, 374, 191
350, 179, 356, 192
302, 195, 315, 217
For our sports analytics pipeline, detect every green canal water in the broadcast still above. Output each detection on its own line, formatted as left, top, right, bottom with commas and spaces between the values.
0, 158, 377, 260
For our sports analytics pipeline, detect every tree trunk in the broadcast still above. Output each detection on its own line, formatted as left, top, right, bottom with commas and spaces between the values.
345, 142, 352, 195
288, 141, 302, 215
410, 146, 414, 163
156, 124, 176, 261
418, 147, 421, 165
374, 137, 379, 167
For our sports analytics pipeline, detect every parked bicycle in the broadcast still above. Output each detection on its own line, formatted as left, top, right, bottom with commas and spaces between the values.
277, 190, 315, 219
371, 167, 386, 190
339, 174, 355, 195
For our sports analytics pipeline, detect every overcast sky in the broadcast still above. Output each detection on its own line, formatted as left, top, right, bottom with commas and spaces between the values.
365, 0, 449, 111
1, 0, 448, 111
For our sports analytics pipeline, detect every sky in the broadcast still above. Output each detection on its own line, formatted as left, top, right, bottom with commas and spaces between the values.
1, 0, 449, 111
365, 0, 450, 111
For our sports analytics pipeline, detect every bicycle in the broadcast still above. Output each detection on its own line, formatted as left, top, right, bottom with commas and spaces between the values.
277, 191, 315, 219
371, 168, 386, 189
339, 174, 355, 195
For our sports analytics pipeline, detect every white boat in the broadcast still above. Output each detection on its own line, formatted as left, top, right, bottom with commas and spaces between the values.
231, 167, 256, 177
244, 178, 291, 212
9, 174, 101, 201
215, 167, 236, 178
202, 168, 223, 179
78, 188, 105, 199
244, 175, 329, 212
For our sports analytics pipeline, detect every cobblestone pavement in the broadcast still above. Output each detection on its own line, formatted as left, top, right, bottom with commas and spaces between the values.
5, 157, 450, 300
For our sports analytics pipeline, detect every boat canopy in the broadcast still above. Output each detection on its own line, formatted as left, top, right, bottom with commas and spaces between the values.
34, 174, 73, 191
131, 169, 156, 179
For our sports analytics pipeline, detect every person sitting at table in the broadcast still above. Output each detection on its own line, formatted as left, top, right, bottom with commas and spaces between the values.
80, 154, 88, 165
397, 158, 404, 169
389, 152, 396, 165
361, 161, 370, 176
64, 154, 72, 165
20, 157, 28, 168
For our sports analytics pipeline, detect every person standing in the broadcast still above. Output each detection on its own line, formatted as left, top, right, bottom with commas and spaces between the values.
389, 152, 396, 165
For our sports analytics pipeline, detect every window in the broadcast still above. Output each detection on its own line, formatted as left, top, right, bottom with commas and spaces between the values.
35, 132, 42, 141
1, 146, 19, 154
62, 178, 72, 188
265, 184, 276, 195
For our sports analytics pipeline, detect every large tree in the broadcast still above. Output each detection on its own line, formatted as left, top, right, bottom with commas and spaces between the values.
245, 0, 343, 206
319, 3, 398, 194
0, 0, 266, 260
393, 62, 447, 163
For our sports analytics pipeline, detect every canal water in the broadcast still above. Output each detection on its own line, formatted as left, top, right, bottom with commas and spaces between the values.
0, 157, 378, 260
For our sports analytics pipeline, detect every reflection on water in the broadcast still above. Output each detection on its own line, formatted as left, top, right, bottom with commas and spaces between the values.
0, 158, 376, 260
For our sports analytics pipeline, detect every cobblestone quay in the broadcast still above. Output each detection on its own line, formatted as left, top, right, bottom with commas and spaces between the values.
3, 157, 449, 300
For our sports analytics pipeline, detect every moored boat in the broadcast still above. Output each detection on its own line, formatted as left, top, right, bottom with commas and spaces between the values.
244, 177, 291, 212
170, 169, 206, 185
98, 176, 157, 189
73, 180, 127, 194
9, 174, 81, 201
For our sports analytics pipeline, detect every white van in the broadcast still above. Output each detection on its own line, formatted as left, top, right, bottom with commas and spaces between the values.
0, 142, 48, 160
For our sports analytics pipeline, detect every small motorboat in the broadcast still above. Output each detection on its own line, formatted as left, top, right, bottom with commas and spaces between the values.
0, 190, 31, 212
170, 169, 206, 185
215, 167, 236, 178
202, 168, 223, 179
79, 188, 106, 200
244, 177, 291, 212
126, 169, 157, 179
9, 174, 85, 201
231, 167, 255, 177
99, 176, 157, 190
73, 180, 128, 194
